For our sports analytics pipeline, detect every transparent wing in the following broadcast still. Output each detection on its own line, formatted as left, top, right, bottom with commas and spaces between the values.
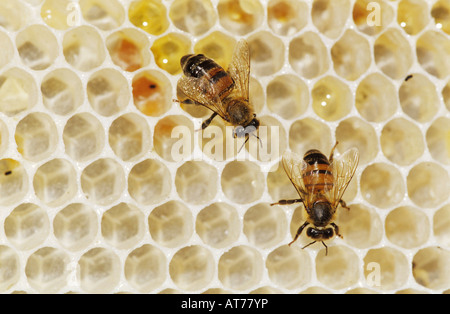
227, 40, 250, 100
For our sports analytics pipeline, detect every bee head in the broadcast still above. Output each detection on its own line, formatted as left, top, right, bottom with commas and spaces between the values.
233, 116, 260, 138
306, 227, 334, 240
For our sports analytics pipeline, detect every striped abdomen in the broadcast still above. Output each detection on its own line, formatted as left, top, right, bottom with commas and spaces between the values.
302, 149, 334, 193
180, 54, 234, 99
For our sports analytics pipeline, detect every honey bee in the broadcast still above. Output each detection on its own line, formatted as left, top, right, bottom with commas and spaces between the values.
177, 40, 260, 147
271, 142, 359, 255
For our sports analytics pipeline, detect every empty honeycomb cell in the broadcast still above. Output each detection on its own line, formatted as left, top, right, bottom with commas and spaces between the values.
426, 117, 450, 165
108, 113, 151, 162
196, 202, 240, 248
62, 26, 106, 72
385, 206, 429, 249
331, 29, 371, 81
266, 74, 309, 120
399, 74, 439, 123
63, 113, 105, 162
0, 68, 38, 117
312, 76, 352, 122
0, 31, 14, 69
169, 0, 216, 36
335, 203, 383, 249
148, 201, 194, 248
41, 0, 74, 30
397, 0, 430, 35
132, 70, 172, 117
81, 158, 126, 206
315, 245, 360, 290
247, 31, 284, 76
169, 245, 215, 291
380, 118, 425, 166
217, 0, 264, 35
248, 116, 287, 162
78, 247, 121, 293
175, 161, 218, 205
153, 115, 194, 162
15, 113, 58, 162
218, 245, 263, 291
335, 117, 378, 165
0, 0, 30, 31
407, 162, 450, 209
267, 161, 298, 203
33, 158, 77, 207
87, 69, 130, 117
151, 33, 191, 75
311, 0, 350, 39
360, 163, 405, 209
41, 69, 84, 116
416, 30, 450, 79
250, 286, 282, 294
289, 32, 329, 79
124, 244, 167, 293
355, 73, 398, 123
300, 286, 332, 294
289, 118, 332, 155
221, 161, 265, 204
434, 204, 450, 247
267, 0, 308, 36
374, 28, 413, 80
4, 203, 50, 251
0, 159, 28, 206
53, 203, 98, 252
413, 247, 450, 290
128, 159, 171, 205
363, 247, 409, 290
202, 288, 232, 294
0, 245, 20, 292
79, 0, 125, 31
128, 0, 169, 36
101, 203, 145, 250
444, 81, 450, 111
432, 0, 450, 35
352, 0, 394, 36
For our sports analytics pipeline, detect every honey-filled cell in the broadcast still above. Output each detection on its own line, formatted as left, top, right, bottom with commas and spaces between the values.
267, 0, 308, 36
128, 0, 169, 36
151, 33, 191, 75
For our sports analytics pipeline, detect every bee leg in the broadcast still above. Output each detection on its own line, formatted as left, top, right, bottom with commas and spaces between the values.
321, 241, 328, 256
289, 221, 309, 246
270, 199, 303, 206
339, 199, 350, 211
202, 112, 218, 130
331, 222, 343, 239
237, 134, 250, 153
329, 141, 339, 162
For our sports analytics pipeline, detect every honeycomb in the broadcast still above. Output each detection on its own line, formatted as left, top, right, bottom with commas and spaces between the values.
0, 0, 449, 294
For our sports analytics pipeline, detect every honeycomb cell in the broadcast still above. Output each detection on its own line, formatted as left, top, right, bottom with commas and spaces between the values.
41, 68, 84, 116
352, 0, 394, 36
315, 245, 360, 290
16, 25, 58, 71
385, 206, 429, 249
444, 81, 450, 111
175, 161, 218, 205
218, 245, 263, 291
266, 74, 309, 120
413, 247, 450, 290
289, 32, 329, 79
87, 69, 130, 117
0, 0, 30, 31
0, 31, 14, 69
0, 245, 20, 292
53, 203, 98, 252
289, 118, 332, 155
132, 70, 172, 117
250, 286, 282, 294
169, 245, 215, 291
374, 28, 413, 79
221, 161, 265, 204
426, 117, 450, 165
151, 33, 191, 75
148, 201, 194, 248
217, 0, 264, 35
311, 0, 350, 39
4, 203, 49, 251
0, 119, 8, 157
81, 158, 126, 206
248, 116, 287, 163
312, 76, 352, 121
0, 68, 38, 117
78, 247, 121, 293
41, 0, 73, 30
267, 161, 298, 203
33, 158, 77, 207
128, 0, 169, 36
380, 118, 425, 165
267, 0, 308, 36
196, 202, 240, 248
124, 244, 166, 293
0, 159, 28, 206
407, 162, 450, 209
247, 31, 284, 76
300, 286, 332, 294
109, 113, 151, 162
331, 29, 371, 81
101, 203, 145, 250
363, 247, 409, 290
355, 73, 398, 123
399, 74, 439, 123
432, 0, 450, 35
170, 0, 216, 36
63, 113, 105, 162
128, 159, 171, 205
62, 26, 106, 72
416, 31, 450, 79
193, 31, 235, 70
434, 204, 450, 247
15, 113, 58, 162
79, 0, 125, 31
202, 288, 232, 294
397, 0, 429, 35
25, 247, 69, 293
360, 163, 405, 209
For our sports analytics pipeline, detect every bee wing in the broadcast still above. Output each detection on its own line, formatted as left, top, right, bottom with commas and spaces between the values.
227, 40, 250, 100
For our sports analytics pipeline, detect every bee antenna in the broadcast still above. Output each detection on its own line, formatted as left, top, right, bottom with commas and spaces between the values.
238, 135, 250, 153
252, 133, 263, 148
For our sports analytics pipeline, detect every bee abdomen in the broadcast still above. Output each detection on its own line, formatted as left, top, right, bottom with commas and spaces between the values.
304, 149, 330, 165
303, 151, 334, 192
